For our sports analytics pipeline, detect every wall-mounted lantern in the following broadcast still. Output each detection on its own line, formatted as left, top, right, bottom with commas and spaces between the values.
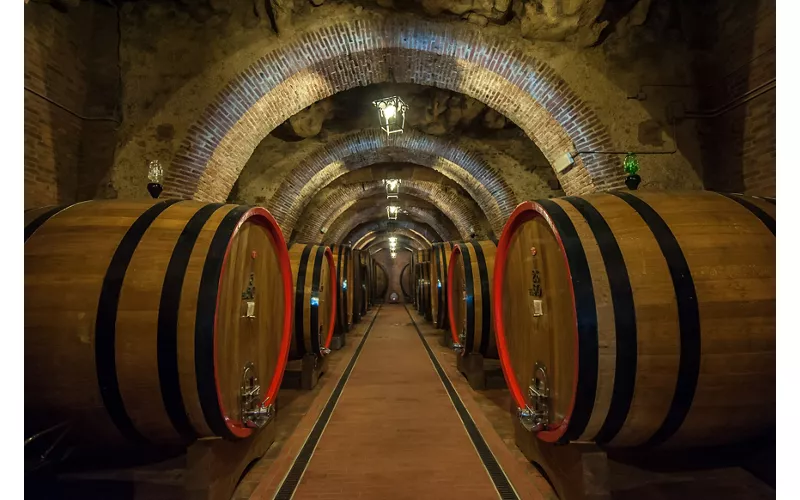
147, 159, 163, 199
373, 96, 408, 135
387, 205, 400, 220
384, 179, 401, 199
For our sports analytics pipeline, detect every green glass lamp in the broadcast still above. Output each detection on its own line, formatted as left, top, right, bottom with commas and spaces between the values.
623, 153, 641, 190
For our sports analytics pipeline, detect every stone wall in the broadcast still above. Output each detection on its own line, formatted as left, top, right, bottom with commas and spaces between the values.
24, 2, 119, 209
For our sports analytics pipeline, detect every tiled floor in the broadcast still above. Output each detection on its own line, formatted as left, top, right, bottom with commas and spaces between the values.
243, 304, 555, 500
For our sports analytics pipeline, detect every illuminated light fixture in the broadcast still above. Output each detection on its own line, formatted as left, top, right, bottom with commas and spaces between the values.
147, 159, 163, 199
387, 205, 400, 220
384, 178, 401, 199
390, 251, 397, 259
342, 279, 348, 291
310, 295, 320, 306
373, 96, 408, 135
389, 236, 398, 250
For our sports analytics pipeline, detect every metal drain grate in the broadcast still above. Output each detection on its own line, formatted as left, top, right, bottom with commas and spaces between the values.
273, 306, 382, 500
404, 305, 520, 500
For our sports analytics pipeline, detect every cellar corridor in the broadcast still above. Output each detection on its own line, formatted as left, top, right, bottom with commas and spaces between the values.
22, 1, 778, 498
249, 304, 538, 500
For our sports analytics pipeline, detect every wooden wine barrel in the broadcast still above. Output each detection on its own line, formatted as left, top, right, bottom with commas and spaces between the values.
416, 263, 424, 312
415, 250, 431, 316
25, 200, 293, 449
400, 263, 413, 301
365, 252, 374, 309
431, 242, 457, 329
421, 260, 432, 320
447, 240, 497, 358
357, 251, 369, 317
330, 244, 354, 334
288, 244, 337, 358
374, 260, 389, 301
493, 192, 776, 449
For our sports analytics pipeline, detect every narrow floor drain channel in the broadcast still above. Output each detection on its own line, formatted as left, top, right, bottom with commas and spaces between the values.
273, 306, 382, 500
404, 305, 520, 500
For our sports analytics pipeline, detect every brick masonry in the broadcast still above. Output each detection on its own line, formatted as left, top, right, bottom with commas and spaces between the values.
325, 205, 459, 245
695, 0, 775, 196
24, 2, 118, 209
349, 220, 441, 249
260, 129, 515, 238
162, 17, 619, 207
295, 179, 490, 243
357, 231, 430, 254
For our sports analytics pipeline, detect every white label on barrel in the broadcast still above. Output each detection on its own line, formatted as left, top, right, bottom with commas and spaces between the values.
246, 301, 256, 318
532, 299, 543, 317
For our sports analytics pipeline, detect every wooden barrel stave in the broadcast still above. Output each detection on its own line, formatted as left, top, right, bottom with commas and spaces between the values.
431, 242, 456, 329
448, 240, 497, 358
331, 245, 354, 333
288, 244, 337, 359
494, 191, 775, 450
25, 200, 293, 449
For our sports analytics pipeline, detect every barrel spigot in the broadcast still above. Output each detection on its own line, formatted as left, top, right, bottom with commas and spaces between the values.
240, 362, 275, 429
518, 362, 550, 432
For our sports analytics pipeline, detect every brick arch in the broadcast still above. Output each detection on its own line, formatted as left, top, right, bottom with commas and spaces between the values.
325, 205, 458, 245
363, 234, 426, 253
356, 232, 429, 252
264, 129, 514, 237
350, 220, 440, 248
295, 179, 489, 243
163, 17, 616, 211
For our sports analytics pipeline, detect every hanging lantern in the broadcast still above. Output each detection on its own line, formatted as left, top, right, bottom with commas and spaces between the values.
147, 159, 164, 199
623, 152, 642, 190
384, 179, 401, 199
387, 205, 400, 220
390, 251, 397, 259
373, 96, 408, 135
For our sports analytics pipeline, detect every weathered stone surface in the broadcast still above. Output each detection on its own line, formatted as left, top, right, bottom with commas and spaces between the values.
269, 0, 297, 33
519, 0, 607, 45
289, 99, 335, 138
419, 0, 509, 22
482, 108, 506, 129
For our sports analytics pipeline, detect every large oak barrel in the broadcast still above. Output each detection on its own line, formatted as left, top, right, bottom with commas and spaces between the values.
358, 251, 369, 316
373, 260, 389, 302
421, 259, 432, 320
25, 200, 293, 449
447, 240, 497, 358
493, 192, 776, 449
330, 244, 354, 334
431, 242, 457, 329
351, 249, 368, 323
365, 252, 374, 309
288, 244, 337, 358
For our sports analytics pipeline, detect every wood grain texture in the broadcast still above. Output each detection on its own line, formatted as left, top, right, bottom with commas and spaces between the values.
496, 192, 775, 449
288, 244, 336, 359
330, 245, 354, 333
431, 242, 455, 329
448, 241, 498, 359
25, 200, 291, 449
